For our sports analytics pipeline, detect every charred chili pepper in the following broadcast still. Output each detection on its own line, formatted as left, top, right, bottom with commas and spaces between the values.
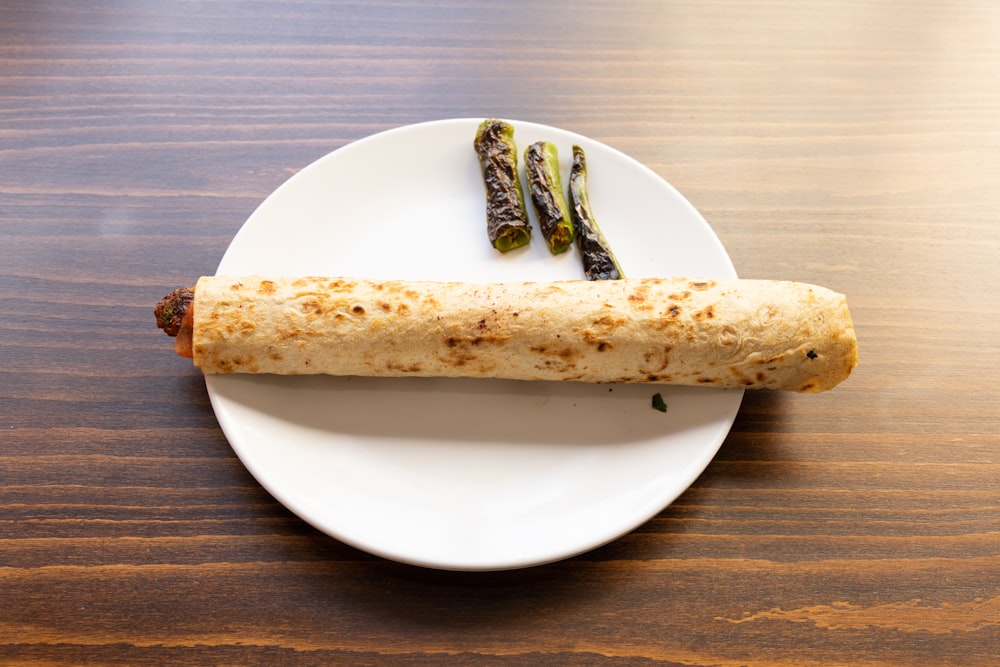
524, 141, 576, 254
568, 144, 624, 280
473, 119, 532, 252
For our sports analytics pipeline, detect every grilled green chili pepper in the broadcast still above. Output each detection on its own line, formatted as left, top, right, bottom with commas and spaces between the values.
524, 141, 575, 255
473, 119, 532, 252
568, 144, 624, 280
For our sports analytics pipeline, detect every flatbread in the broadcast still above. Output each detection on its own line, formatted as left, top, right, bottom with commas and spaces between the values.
191, 275, 857, 392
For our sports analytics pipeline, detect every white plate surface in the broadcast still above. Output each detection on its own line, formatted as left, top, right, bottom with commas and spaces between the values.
207, 118, 743, 570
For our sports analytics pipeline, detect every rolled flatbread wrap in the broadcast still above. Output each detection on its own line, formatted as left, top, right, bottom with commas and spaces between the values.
177, 275, 857, 392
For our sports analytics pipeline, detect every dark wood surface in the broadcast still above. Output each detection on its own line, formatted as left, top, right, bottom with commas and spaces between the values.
3, 1, 999, 664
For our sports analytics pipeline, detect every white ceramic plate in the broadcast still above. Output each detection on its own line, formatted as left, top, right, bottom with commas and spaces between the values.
206, 118, 743, 570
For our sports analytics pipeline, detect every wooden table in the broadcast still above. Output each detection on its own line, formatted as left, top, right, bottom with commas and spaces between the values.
4, 1, 998, 664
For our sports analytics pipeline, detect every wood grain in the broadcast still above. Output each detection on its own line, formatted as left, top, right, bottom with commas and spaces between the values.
2, 1, 999, 665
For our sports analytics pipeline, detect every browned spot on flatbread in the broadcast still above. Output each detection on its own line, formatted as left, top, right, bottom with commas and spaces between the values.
628, 283, 654, 311
728, 367, 749, 382
584, 313, 626, 349
693, 305, 716, 321
583, 334, 612, 351
653, 305, 683, 329
326, 279, 355, 291
593, 314, 624, 327
529, 342, 582, 374
300, 298, 323, 316
443, 351, 477, 367
387, 361, 423, 373
441, 327, 511, 373
640, 346, 671, 374
756, 353, 785, 365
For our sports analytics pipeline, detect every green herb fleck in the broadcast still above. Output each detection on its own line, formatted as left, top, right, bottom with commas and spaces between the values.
651, 393, 668, 413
